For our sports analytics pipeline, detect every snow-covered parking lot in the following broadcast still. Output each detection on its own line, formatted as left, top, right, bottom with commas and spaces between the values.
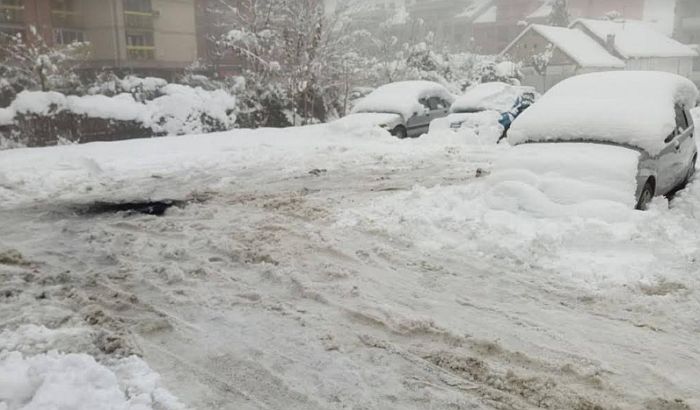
1, 123, 700, 409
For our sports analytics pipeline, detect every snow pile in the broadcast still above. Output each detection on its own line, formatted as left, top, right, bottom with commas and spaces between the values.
0, 325, 186, 410
330, 112, 403, 133
428, 110, 504, 144
352, 81, 454, 120
509, 71, 699, 156
0, 108, 14, 126
0, 352, 185, 410
488, 143, 640, 213
451, 82, 531, 113
1, 85, 237, 135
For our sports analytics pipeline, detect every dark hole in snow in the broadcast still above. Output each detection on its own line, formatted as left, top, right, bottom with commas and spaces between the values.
78, 200, 185, 216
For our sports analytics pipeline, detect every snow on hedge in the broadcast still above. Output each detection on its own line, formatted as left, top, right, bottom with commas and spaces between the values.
508, 71, 699, 156
1, 84, 237, 135
351, 81, 455, 120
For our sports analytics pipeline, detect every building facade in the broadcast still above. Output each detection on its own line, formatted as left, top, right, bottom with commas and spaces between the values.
0, 0, 198, 78
469, 0, 645, 54
674, 0, 700, 84
503, 19, 695, 92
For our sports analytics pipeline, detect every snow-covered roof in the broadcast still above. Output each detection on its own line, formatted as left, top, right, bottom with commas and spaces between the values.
573, 19, 697, 59
504, 25, 625, 68
451, 82, 533, 113
351, 81, 454, 120
509, 71, 699, 156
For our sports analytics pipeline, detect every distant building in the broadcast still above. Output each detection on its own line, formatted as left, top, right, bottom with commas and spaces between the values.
0, 0, 199, 79
503, 19, 696, 92
674, 0, 700, 84
468, 0, 645, 54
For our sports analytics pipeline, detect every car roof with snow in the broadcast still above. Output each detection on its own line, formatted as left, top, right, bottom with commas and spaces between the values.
508, 71, 699, 156
351, 81, 455, 120
451, 82, 535, 113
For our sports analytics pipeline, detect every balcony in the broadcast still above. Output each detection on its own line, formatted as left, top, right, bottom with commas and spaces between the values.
51, 9, 83, 29
126, 45, 155, 60
0, 3, 24, 25
124, 10, 154, 30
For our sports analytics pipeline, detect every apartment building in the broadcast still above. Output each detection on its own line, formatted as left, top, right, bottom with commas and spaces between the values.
0, 0, 198, 77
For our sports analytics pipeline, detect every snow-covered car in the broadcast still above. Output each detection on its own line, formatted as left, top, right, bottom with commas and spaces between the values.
508, 71, 698, 210
428, 82, 536, 143
342, 81, 455, 138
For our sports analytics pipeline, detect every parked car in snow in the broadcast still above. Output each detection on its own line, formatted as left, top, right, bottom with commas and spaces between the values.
428, 82, 537, 143
340, 81, 455, 138
508, 71, 698, 210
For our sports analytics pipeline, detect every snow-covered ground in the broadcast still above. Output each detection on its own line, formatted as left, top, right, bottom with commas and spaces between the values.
1, 123, 700, 409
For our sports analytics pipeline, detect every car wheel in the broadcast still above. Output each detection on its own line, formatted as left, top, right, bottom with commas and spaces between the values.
391, 125, 407, 139
636, 180, 654, 211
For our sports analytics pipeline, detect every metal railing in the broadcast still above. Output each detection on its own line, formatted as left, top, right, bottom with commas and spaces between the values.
126, 45, 155, 60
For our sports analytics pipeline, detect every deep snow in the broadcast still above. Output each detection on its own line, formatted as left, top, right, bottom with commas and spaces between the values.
1, 123, 700, 409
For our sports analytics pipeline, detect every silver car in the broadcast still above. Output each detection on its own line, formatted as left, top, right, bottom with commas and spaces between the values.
635, 104, 696, 209
507, 71, 698, 210
344, 81, 455, 139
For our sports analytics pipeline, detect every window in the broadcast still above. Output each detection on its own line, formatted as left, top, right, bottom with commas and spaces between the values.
675, 104, 689, 131
124, 0, 151, 13
0, 0, 24, 24
54, 28, 84, 44
126, 31, 154, 59
124, 0, 155, 60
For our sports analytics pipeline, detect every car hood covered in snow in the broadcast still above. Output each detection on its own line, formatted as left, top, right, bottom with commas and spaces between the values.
508, 71, 699, 156
489, 142, 641, 213
351, 81, 454, 120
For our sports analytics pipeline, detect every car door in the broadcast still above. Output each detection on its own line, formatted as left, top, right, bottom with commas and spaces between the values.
676, 106, 696, 178
657, 104, 693, 194
406, 98, 432, 138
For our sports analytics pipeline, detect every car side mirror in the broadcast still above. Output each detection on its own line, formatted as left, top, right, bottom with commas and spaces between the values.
665, 131, 676, 144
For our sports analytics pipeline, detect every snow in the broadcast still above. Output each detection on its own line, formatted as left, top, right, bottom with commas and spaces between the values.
3, 122, 700, 408
529, 25, 626, 68
490, 143, 640, 212
429, 110, 504, 144
2, 86, 237, 136
508, 71, 699, 156
643, 0, 676, 36
351, 81, 454, 120
331, 112, 403, 132
573, 19, 697, 59
0, 326, 186, 410
451, 82, 531, 113
0, 108, 14, 126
